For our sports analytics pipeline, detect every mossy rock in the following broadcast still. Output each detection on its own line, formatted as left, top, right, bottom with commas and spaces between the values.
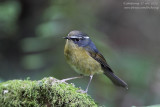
0, 77, 97, 107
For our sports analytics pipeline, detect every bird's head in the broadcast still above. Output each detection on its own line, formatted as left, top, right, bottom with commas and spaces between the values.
63, 30, 91, 47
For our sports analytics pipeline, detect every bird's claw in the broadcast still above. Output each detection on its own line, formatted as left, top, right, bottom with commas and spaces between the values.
77, 89, 87, 94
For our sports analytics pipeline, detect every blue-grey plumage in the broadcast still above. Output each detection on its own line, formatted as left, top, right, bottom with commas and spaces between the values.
63, 30, 128, 92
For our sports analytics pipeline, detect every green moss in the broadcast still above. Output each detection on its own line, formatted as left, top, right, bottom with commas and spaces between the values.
0, 77, 97, 107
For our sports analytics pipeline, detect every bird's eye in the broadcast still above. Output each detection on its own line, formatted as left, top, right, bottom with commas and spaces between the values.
75, 38, 79, 41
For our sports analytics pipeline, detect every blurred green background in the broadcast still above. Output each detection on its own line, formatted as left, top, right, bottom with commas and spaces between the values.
0, 0, 160, 106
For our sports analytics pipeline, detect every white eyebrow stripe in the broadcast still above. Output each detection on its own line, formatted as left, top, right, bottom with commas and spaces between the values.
70, 36, 90, 39
84, 36, 89, 39
70, 36, 79, 38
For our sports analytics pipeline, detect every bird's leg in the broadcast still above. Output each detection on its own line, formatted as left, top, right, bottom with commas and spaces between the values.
60, 75, 83, 82
84, 75, 93, 93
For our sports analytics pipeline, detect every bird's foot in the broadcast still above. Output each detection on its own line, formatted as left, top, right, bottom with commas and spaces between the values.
77, 89, 88, 94
60, 76, 83, 83
59, 79, 67, 83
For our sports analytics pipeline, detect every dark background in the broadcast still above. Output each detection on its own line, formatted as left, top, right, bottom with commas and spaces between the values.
0, 0, 160, 106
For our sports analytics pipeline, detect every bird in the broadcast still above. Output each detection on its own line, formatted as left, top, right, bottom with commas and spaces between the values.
63, 30, 128, 93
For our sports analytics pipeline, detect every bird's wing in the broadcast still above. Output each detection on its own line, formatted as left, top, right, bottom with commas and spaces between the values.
84, 45, 128, 89
94, 52, 113, 72
84, 46, 113, 72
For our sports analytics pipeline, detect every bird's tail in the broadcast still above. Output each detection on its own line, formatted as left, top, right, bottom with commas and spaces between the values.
104, 70, 128, 89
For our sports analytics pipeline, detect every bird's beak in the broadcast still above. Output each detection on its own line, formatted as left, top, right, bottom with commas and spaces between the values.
63, 36, 70, 39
